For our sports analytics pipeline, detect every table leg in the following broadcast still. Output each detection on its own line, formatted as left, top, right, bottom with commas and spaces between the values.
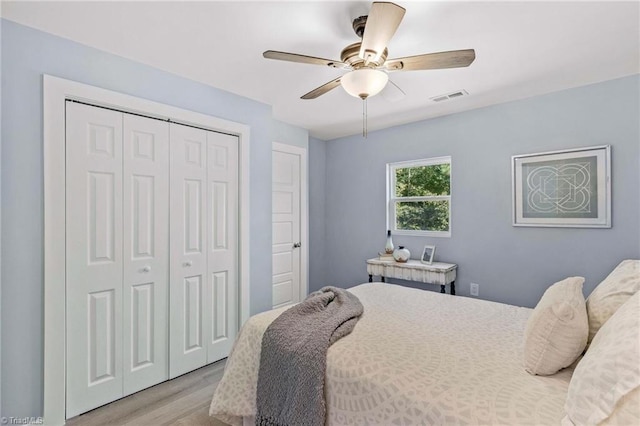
368, 274, 373, 283
440, 285, 445, 293
381, 276, 385, 283
450, 281, 456, 295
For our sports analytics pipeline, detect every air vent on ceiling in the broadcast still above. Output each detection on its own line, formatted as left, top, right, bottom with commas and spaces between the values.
430, 89, 469, 102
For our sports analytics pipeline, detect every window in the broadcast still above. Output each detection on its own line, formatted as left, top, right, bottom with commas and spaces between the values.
387, 156, 451, 237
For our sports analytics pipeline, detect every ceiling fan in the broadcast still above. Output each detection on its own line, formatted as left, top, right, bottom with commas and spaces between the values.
263, 1, 476, 102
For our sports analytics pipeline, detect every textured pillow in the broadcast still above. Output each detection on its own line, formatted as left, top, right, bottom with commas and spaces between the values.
564, 291, 640, 425
523, 277, 588, 376
586, 260, 640, 343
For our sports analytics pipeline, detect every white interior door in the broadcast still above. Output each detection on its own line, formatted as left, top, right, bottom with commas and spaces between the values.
169, 123, 208, 378
66, 102, 124, 417
122, 114, 169, 396
271, 144, 306, 308
206, 132, 239, 362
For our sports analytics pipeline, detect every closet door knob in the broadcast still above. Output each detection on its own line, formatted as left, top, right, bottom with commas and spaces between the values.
142, 265, 151, 273
184, 260, 193, 267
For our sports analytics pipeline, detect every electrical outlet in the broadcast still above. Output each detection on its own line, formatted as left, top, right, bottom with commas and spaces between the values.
470, 282, 480, 297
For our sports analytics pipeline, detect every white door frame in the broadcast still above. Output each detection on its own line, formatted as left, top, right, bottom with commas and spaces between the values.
272, 142, 309, 303
43, 75, 251, 425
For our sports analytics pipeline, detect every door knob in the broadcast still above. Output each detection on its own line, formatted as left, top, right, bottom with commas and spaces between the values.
184, 260, 193, 267
293, 242, 302, 249
142, 265, 151, 273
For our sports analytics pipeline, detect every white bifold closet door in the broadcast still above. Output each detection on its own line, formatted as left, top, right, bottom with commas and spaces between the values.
122, 114, 170, 396
66, 102, 170, 416
169, 123, 238, 378
66, 102, 238, 416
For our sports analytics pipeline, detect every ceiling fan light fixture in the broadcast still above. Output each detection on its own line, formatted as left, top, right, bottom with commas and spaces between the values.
341, 68, 389, 99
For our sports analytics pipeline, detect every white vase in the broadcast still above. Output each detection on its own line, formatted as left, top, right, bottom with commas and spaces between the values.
385, 230, 394, 254
393, 246, 410, 263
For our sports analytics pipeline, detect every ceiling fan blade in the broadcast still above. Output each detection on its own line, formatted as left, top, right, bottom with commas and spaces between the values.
359, 2, 406, 63
263, 50, 347, 69
384, 49, 476, 71
381, 79, 406, 103
301, 77, 342, 100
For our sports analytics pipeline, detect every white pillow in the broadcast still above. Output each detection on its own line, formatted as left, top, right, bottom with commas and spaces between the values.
601, 387, 640, 426
586, 259, 640, 343
523, 277, 588, 376
564, 291, 640, 425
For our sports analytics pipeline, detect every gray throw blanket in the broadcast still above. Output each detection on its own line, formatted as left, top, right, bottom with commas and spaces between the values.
256, 286, 364, 426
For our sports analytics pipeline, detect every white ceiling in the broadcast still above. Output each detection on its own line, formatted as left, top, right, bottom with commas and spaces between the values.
2, 1, 639, 140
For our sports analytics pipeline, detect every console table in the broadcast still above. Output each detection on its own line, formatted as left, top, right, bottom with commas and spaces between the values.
366, 258, 458, 295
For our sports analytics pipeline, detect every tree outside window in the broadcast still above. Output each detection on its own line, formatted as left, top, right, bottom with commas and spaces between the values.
388, 157, 451, 237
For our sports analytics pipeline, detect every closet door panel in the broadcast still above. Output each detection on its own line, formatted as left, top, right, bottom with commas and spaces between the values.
169, 123, 208, 378
66, 102, 124, 417
122, 114, 169, 396
206, 132, 239, 362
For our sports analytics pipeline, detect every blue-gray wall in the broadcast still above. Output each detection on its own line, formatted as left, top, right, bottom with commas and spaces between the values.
273, 119, 309, 150
322, 75, 640, 306
0, 19, 284, 417
309, 137, 327, 292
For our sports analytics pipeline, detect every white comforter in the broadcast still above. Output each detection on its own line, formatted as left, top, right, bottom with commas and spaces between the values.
210, 283, 573, 425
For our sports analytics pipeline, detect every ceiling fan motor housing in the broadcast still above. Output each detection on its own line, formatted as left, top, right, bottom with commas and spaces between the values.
340, 42, 388, 68
352, 15, 368, 38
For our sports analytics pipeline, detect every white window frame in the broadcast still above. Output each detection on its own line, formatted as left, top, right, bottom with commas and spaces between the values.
386, 156, 452, 238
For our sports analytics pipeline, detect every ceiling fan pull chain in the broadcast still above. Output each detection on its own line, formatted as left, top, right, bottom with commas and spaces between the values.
362, 97, 368, 138
362, 98, 367, 138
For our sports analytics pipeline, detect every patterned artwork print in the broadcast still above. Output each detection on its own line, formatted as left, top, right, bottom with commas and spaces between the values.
522, 156, 598, 218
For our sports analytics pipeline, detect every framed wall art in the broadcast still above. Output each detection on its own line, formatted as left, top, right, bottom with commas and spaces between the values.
512, 145, 611, 228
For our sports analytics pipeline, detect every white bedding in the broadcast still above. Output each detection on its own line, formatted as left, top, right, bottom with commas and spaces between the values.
210, 283, 574, 425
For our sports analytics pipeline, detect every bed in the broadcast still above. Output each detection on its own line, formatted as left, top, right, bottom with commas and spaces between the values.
210, 261, 640, 426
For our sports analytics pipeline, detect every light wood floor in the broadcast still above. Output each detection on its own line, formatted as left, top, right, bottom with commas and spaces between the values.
67, 360, 227, 426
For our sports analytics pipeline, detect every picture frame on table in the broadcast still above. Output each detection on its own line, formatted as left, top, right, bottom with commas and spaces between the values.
512, 145, 611, 228
421, 245, 436, 265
